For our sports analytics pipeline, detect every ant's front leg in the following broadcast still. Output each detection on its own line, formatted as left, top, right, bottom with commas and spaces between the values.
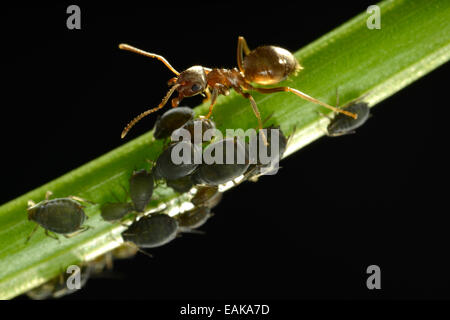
202, 84, 226, 119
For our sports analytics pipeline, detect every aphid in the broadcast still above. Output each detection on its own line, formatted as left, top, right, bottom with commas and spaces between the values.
122, 213, 179, 248
118, 37, 357, 142
26, 265, 91, 300
153, 106, 194, 139
191, 186, 222, 209
153, 141, 201, 181
244, 125, 288, 179
129, 169, 154, 212
172, 117, 216, 143
26, 192, 90, 242
176, 206, 213, 231
166, 175, 194, 194
101, 202, 135, 222
326, 102, 370, 136
192, 138, 250, 186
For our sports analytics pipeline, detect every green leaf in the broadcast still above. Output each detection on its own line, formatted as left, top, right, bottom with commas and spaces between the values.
1, 0, 449, 299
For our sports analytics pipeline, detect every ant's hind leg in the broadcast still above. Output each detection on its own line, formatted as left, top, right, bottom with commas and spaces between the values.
254, 86, 358, 119
237, 36, 251, 74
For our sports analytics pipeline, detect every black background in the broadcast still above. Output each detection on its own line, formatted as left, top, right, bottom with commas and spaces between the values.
2, 1, 449, 301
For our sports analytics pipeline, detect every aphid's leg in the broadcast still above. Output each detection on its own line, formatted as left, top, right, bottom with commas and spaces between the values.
235, 87, 268, 146
121, 84, 181, 138
180, 228, 205, 235
68, 195, 95, 205
253, 86, 358, 119
45, 230, 60, 242
328, 130, 357, 137
27, 200, 36, 207
64, 225, 92, 238
45, 191, 53, 200
25, 224, 39, 243
237, 36, 251, 74
123, 241, 153, 259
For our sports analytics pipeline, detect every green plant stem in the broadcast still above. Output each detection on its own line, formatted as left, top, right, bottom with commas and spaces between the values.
0, 0, 449, 299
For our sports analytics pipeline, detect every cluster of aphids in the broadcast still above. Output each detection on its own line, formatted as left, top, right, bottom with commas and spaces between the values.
24, 37, 371, 299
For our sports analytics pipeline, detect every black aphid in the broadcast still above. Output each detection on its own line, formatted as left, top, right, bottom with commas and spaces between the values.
177, 206, 212, 231
166, 175, 194, 193
101, 202, 135, 222
327, 102, 370, 136
129, 169, 154, 212
192, 138, 250, 185
245, 125, 288, 179
122, 213, 179, 248
154, 141, 201, 180
191, 186, 222, 209
172, 117, 216, 143
153, 106, 194, 139
27, 193, 89, 241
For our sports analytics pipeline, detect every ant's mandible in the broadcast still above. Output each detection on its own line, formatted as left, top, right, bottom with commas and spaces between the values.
119, 37, 357, 140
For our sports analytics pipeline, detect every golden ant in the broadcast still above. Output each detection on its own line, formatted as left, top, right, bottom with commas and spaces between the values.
119, 36, 357, 143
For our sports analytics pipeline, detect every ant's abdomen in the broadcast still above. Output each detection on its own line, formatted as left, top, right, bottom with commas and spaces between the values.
243, 46, 301, 85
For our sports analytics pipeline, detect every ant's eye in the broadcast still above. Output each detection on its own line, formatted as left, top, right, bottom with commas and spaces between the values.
191, 84, 202, 92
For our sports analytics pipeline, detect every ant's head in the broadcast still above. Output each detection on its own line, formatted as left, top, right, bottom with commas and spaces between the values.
173, 66, 208, 101
118, 44, 210, 138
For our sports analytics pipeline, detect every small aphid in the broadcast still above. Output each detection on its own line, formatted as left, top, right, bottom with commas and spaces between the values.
192, 138, 250, 186
326, 102, 370, 136
101, 202, 135, 222
129, 169, 154, 212
26, 192, 90, 242
191, 186, 222, 209
154, 141, 201, 181
118, 37, 357, 142
153, 106, 194, 139
244, 125, 288, 179
122, 213, 179, 248
26, 265, 91, 300
176, 206, 212, 231
166, 175, 194, 194
172, 118, 216, 143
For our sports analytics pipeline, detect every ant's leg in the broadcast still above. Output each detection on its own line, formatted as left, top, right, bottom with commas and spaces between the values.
235, 88, 268, 146
201, 87, 219, 119
253, 86, 357, 119
237, 36, 251, 74
202, 87, 211, 103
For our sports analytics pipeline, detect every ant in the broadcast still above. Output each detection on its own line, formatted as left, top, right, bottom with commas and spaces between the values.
119, 36, 357, 143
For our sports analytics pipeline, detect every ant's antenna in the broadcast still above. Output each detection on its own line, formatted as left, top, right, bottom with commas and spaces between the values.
121, 84, 181, 138
119, 44, 180, 76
